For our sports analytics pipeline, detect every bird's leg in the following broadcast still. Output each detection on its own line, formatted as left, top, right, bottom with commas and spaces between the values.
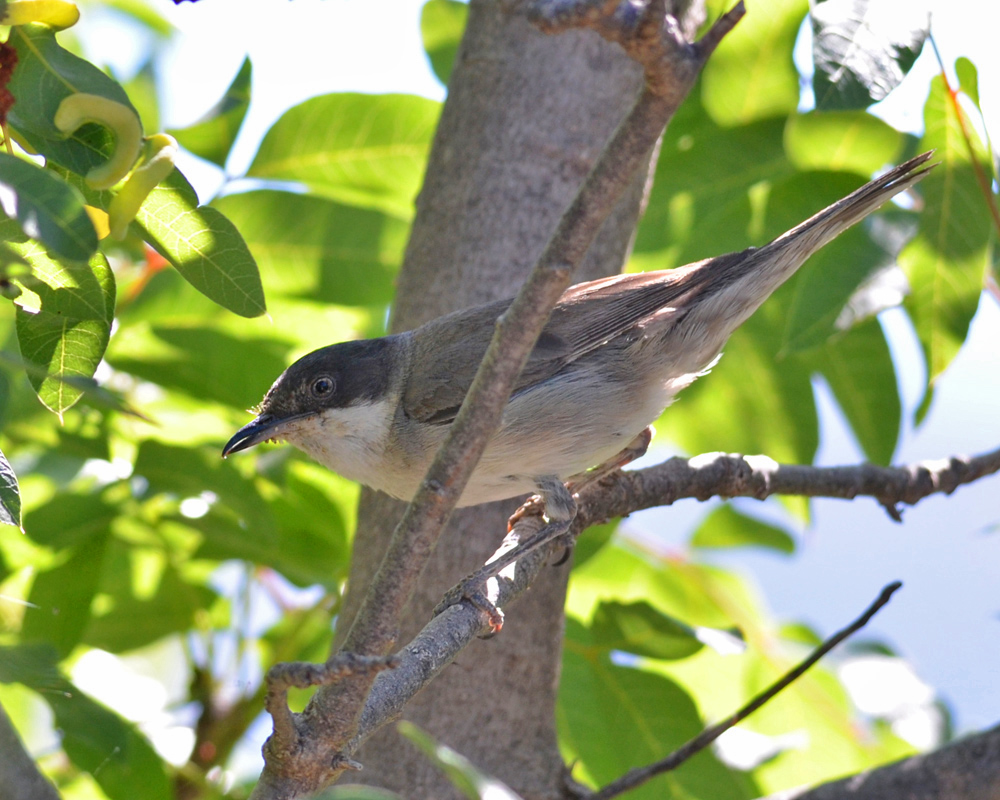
507, 426, 653, 530
436, 428, 654, 632
434, 504, 572, 632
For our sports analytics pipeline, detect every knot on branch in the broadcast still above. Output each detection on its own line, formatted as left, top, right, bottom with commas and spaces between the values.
519, 0, 745, 96
263, 653, 401, 765
267, 653, 401, 694
685, 452, 763, 500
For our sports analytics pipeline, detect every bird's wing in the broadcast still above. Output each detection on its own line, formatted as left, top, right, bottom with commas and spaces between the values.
402, 152, 936, 425
401, 255, 746, 424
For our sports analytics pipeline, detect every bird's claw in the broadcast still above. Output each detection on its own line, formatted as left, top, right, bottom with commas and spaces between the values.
435, 581, 505, 634
508, 493, 548, 531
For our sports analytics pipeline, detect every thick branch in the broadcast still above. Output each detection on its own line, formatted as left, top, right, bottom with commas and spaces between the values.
762, 724, 1000, 800
0, 701, 60, 800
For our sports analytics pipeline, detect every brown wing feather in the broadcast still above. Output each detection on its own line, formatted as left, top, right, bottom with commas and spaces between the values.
401, 257, 743, 424
401, 152, 936, 425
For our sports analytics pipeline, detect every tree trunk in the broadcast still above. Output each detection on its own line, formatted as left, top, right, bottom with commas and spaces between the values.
333, 1, 703, 796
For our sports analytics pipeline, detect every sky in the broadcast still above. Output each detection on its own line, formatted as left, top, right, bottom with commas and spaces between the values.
69, 0, 1000, 764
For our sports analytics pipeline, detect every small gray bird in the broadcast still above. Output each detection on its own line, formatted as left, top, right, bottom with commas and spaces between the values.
223, 153, 933, 514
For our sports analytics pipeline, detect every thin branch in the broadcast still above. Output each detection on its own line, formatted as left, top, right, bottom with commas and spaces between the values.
261, 655, 399, 764
349, 515, 555, 750
573, 446, 1000, 528
334, 444, 1000, 759
589, 582, 903, 800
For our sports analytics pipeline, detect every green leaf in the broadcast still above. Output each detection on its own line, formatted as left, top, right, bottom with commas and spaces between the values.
8, 228, 113, 322
811, 0, 929, 110
691, 505, 796, 553
0, 644, 172, 800
212, 190, 408, 305
16, 303, 113, 415
421, 0, 468, 87
50, 682, 173, 800
559, 619, 752, 800
815, 318, 900, 464
571, 519, 617, 568
169, 57, 251, 168
85, 565, 216, 653
132, 443, 350, 585
0, 642, 62, 687
0, 349, 141, 418
398, 721, 522, 800
632, 89, 792, 271
6, 24, 141, 178
247, 93, 440, 218
132, 169, 266, 317
784, 112, 902, 175
955, 57, 980, 106
591, 600, 704, 660
134, 440, 274, 532
0, 153, 98, 262
9, 230, 115, 415
107, 322, 290, 409
700, 0, 807, 125
22, 492, 117, 550
186, 462, 350, 588
20, 531, 109, 658
0, 446, 21, 529
780, 223, 889, 353
899, 76, 992, 385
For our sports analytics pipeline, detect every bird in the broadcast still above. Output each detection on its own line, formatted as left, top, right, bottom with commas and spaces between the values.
223, 153, 934, 520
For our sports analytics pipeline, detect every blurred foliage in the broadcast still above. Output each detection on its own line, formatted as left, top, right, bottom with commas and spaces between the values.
0, 1, 994, 799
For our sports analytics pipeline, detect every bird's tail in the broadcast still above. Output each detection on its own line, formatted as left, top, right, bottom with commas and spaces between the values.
675, 151, 935, 363
764, 150, 935, 268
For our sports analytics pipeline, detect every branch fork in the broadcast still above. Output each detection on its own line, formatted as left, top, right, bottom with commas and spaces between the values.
253, 3, 752, 795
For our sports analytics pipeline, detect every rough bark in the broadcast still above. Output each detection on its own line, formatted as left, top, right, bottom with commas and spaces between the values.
764, 725, 1000, 800
334, 1, 703, 796
0, 702, 60, 800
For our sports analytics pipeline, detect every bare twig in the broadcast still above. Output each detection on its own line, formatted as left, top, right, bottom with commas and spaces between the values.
349, 516, 556, 750
573, 447, 1000, 528
261, 655, 398, 764
589, 582, 903, 800
334, 445, 999, 759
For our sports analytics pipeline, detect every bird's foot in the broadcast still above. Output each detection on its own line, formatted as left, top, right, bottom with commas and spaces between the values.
435, 580, 505, 634
507, 475, 577, 531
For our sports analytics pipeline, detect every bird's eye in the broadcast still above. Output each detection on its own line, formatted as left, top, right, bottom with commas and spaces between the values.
311, 376, 335, 397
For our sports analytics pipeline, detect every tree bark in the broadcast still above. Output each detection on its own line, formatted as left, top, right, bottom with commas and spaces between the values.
764, 725, 1000, 800
334, 1, 703, 796
0, 702, 60, 800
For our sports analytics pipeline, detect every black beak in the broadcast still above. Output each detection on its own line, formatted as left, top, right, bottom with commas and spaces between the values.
222, 414, 282, 457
